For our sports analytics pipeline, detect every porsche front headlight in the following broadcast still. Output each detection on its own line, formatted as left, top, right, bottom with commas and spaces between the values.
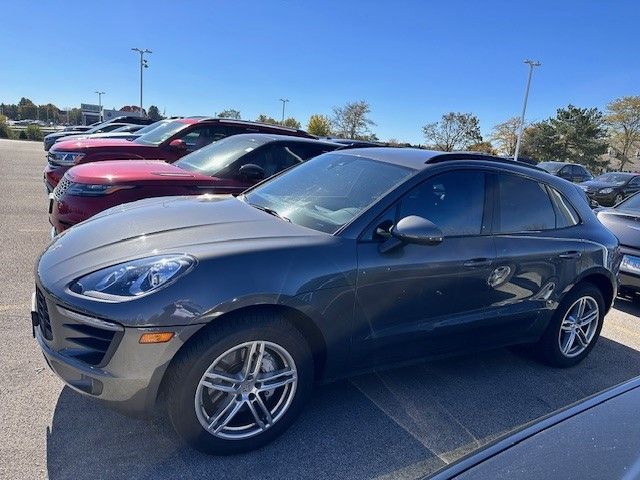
69, 255, 195, 301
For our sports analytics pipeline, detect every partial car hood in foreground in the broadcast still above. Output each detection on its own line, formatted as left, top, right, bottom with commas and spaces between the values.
39, 195, 327, 292
597, 209, 640, 248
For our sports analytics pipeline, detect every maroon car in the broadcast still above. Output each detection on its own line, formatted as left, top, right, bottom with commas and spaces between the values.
44, 118, 315, 192
49, 134, 340, 233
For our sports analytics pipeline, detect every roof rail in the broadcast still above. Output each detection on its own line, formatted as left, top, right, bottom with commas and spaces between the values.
426, 152, 546, 172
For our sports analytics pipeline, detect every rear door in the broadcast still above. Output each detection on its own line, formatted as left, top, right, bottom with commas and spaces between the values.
486, 173, 584, 339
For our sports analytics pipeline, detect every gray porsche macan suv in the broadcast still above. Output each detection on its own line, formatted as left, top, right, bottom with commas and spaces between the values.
32, 148, 620, 454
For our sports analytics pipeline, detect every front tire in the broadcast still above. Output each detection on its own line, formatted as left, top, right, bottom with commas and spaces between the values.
535, 283, 605, 367
164, 312, 314, 454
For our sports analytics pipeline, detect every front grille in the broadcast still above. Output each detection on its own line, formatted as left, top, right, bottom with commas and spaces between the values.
61, 320, 119, 366
53, 176, 72, 201
36, 288, 53, 340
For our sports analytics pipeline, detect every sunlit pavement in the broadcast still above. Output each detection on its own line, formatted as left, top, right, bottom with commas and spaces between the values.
1, 139, 639, 480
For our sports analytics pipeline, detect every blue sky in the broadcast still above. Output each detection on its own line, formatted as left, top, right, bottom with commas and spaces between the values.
1, 0, 639, 143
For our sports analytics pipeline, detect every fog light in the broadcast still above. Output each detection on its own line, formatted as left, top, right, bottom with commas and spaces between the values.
139, 332, 174, 344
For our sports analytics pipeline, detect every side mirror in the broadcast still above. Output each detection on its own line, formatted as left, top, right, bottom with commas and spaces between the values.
239, 163, 265, 181
169, 139, 187, 151
379, 216, 443, 253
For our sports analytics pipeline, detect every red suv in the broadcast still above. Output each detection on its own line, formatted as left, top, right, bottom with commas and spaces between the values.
44, 118, 314, 192
49, 134, 340, 234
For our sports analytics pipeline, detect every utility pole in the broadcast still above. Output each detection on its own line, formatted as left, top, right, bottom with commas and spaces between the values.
95, 91, 105, 121
131, 48, 152, 117
279, 98, 289, 124
513, 59, 541, 161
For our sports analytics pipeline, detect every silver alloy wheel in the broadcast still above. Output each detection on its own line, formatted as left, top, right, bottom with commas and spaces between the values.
558, 296, 600, 358
194, 341, 298, 440
615, 194, 624, 204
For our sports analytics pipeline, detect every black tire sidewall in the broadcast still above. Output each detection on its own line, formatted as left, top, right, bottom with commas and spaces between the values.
166, 317, 314, 455
537, 283, 605, 367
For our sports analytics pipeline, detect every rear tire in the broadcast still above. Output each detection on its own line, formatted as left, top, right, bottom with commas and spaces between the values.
534, 283, 604, 367
164, 312, 314, 454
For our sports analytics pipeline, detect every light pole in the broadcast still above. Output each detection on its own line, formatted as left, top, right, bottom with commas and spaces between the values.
95, 91, 105, 121
279, 98, 289, 124
513, 59, 541, 161
131, 48, 152, 117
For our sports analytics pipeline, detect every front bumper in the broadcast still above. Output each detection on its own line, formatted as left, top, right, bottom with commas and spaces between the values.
32, 288, 203, 416
585, 191, 619, 206
43, 163, 67, 192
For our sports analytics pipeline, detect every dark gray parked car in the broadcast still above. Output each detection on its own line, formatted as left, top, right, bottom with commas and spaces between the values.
429, 376, 640, 480
32, 149, 620, 454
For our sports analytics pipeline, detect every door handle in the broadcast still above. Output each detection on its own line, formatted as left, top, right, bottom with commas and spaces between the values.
463, 258, 492, 267
559, 251, 581, 260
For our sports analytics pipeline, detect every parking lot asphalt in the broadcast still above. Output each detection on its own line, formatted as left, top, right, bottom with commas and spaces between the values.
1, 138, 640, 480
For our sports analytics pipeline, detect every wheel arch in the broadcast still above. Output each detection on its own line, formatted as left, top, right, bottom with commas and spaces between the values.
155, 303, 328, 408
574, 269, 616, 313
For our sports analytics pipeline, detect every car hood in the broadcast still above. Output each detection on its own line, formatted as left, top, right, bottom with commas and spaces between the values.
56, 132, 138, 143
66, 160, 212, 184
51, 138, 138, 151
45, 131, 86, 141
580, 180, 623, 190
597, 209, 640, 248
38, 195, 326, 289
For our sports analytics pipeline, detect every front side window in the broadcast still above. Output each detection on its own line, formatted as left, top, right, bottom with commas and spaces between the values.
398, 171, 486, 236
175, 135, 270, 176
243, 153, 414, 234
497, 174, 556, 232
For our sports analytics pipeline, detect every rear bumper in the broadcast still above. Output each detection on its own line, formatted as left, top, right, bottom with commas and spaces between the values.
32, 290, 203, 416
619, 271, 640, 292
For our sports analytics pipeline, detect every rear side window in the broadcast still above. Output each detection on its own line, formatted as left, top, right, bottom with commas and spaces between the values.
548, 187, 580, 228
497, 174, 555, 232
399, 170, 486, 236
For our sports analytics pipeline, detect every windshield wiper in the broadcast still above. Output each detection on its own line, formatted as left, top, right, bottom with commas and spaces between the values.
247, 202, 290, 222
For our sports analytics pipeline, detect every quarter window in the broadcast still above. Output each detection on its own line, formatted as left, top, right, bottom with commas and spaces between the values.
548, 187, 580, 228
399, 171, 486, 236
497, 174, 556, 232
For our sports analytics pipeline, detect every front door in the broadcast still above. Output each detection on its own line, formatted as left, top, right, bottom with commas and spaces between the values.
352, 169, 497, 366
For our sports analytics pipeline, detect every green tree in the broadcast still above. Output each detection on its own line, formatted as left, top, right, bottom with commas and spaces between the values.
422, 112, 482, 151
282, 117, 301, 129
148, 105, 164, 121
307, 114, 332, 136
0, 114, 14, 139
550, 105, 608, 169
520, 122, 562, 161
332, 100, 376, 139
218, 109, 241, 119
18, 97, 36, 119
605, 96, 640, 170
256, 114, 279, 125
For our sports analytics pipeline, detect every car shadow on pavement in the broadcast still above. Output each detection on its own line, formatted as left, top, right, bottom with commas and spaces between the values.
46, 337, 640, 480
613, 297, 640, 317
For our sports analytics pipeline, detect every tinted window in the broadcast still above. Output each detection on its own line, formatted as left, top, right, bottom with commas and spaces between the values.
232, 143, 303, 178
497, 174, 556, 232
629, 177, 640, 186
399, 171, 486, 236
548, 187, 580, 228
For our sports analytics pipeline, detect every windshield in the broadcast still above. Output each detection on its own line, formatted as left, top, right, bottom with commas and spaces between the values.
537, 161, 564, 173
134, 120, 189, 145
617, 192, 640, 210
175, 135, 268, 176
243, 153, 414, 234
85, 122, 122, 134
594, 173, 633, 184
133, 120, 168, 135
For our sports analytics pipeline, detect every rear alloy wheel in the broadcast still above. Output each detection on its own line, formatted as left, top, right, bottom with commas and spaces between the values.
535, 283, 605, 367
557, 296, 599, 358
165, 314, 313, 454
